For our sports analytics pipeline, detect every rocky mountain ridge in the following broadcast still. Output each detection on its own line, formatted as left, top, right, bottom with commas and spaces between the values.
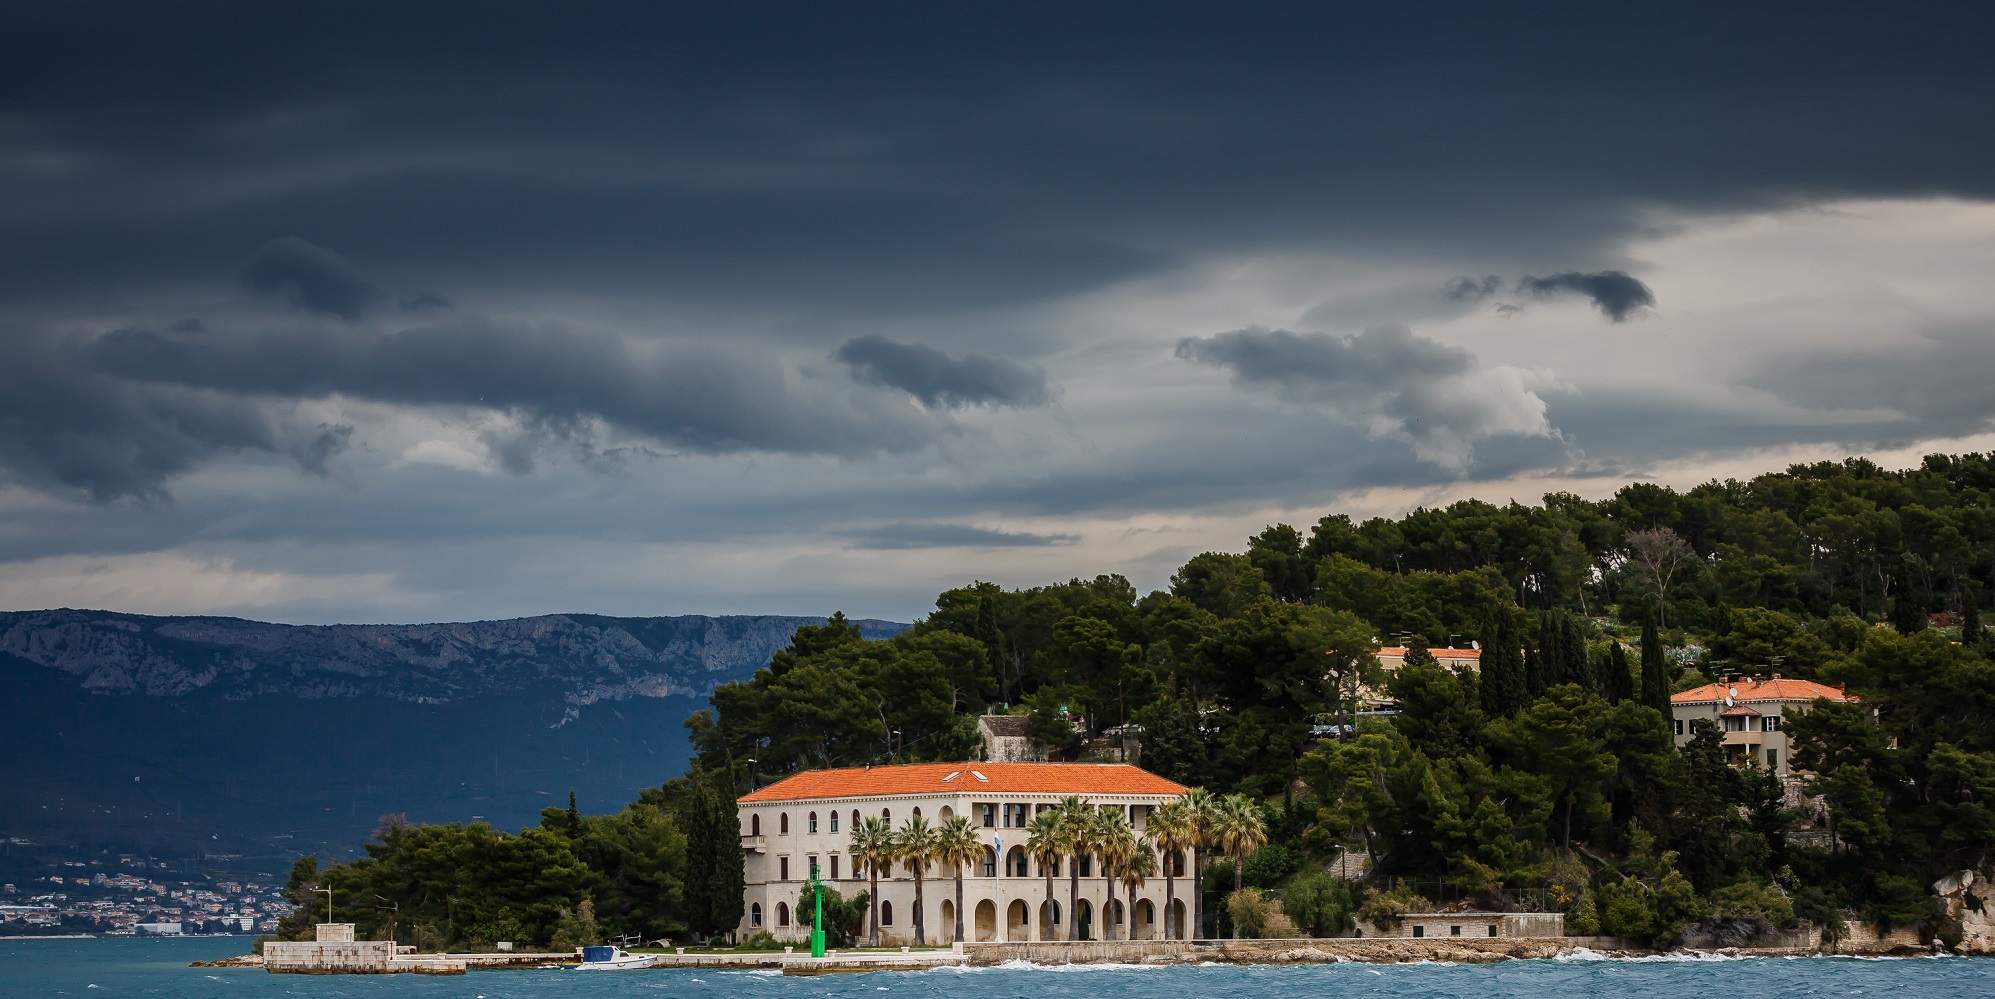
0, 608, 905, 703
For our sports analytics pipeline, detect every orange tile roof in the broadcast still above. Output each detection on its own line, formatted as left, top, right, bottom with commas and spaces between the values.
1377, 647, 1483, 660
1671, 677, 1853, 705
738, 762, 1189, 803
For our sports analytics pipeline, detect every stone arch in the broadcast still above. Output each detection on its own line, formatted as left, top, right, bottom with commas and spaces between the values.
808, 811, 818, 833
830, 810, 840, 833
1167, 898, 1187, 940
1037, 899, 1061, 940
1170, 849, 1186, 877
939, 899, 954, 943
780, 812, 789, 835
1005, 899, 1028, 941
882, 808, 891, 822
912, 806, 922, 817
938, 804, 955, 822
851, 809, 860, 831
977, 899, 999, 942
1075, 898, 1093, 940
982, 845, 998, 878
776, 901, 790, 927
1106, 897, 1123, 933
751, 813, 761, 836
751, 902, 763, 927
1135, 898, 1155, 939
881, 900, 894, 926
1005, 846, 1029, 877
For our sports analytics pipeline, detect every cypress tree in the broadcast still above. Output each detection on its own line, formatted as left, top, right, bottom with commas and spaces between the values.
1479, 613, 1526, 717
1963, 596, 1985, 650
1607, 641, 1635, 704
1531, 613, 1558, 696
705, 769, 745, 934
566, 789, 581, 837
1561, 614, 1593, 693
1640, 602, 1670, 717
681, 766, 717, 936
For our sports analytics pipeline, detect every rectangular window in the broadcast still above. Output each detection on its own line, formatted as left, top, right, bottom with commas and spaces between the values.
809, 814, 818, 833
1078, 857, 1092, 877
983, 851, 997, 877
780, 856, 790, 881
831, 855, 840, 880
808, 855, 818, 879
1487, 926, 1498, 937
1724, 716, 1746, 732
1762, 715, 1781, 732
1767, 749, 1779, 770
1451, 925, 1461, 936
1673, 719, 1684, 736
982, 803, 996, 827
1413, 925, 1424, 938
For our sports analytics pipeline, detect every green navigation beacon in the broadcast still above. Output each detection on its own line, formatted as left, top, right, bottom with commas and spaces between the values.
807, 859, 826, 958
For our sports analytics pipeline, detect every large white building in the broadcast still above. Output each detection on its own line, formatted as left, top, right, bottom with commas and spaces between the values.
736, 762, 1189, 945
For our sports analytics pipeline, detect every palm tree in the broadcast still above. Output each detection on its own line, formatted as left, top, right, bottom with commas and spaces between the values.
1024, 810, 1063, 940
1178, 787, 1219, 940
1213, 794, 1267, 939
850, 815, 894, 946
895, 814, 940, 946
1144, 798, 1196, 940
935, 815, 984, 945
1093, 806, 1138, 941
1120, 845, 1159, 940
1053, 795, 1099, 940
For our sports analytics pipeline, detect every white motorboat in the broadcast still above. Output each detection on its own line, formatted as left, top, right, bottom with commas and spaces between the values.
571, 945, 656, 970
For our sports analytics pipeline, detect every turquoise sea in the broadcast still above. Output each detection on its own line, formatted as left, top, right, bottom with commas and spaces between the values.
0, 938, 1986, 999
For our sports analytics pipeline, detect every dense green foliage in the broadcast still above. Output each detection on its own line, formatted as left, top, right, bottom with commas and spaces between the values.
685, 453, 1995, 944
289, 453, 1995, 949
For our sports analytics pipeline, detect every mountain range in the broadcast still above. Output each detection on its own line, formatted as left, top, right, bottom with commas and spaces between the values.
0, 609, 903, 861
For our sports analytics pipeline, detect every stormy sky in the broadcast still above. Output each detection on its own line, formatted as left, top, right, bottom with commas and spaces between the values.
3, 2, 1993, 624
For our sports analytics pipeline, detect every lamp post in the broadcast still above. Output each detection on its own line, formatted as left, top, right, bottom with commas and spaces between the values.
807, 859, 826, 958
315, 885, 333, 926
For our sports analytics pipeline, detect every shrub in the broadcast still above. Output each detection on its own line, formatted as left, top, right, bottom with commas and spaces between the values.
1280, 872, 1354, 937
1227, 888, 1296, 938
739, 931, 783, 951
1357, 880, 1431, 932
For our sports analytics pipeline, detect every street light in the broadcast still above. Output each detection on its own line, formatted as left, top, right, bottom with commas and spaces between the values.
744, 758, 758, 791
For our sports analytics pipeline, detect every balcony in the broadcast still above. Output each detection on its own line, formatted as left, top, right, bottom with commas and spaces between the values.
740, 834, 768, 854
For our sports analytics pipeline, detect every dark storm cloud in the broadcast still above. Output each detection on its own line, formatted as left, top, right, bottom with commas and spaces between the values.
241, 238, 382, 321
0, 333, 342, 503
833, 336, 1051, 409
77, 319, 954, 467
1518, 271, 1656, 322
841, 523, 1078, 550
1444, 276, 1502, 301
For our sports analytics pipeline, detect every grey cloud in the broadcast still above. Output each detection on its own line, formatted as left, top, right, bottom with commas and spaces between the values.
1176, 324, 1560, 469
399, 292, 453, 313
241, 237, 382, 321
0, 334, 341, 503
77, 319, 957, 468
1444, 276, 1502, 301
842, 523, 1078, 550
833, 335, 1051, 409
289, 423, 354, 479
1518, 271, 1655, 321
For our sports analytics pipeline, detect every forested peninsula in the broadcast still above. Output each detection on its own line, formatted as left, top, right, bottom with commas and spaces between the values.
280, 453, 1995, 953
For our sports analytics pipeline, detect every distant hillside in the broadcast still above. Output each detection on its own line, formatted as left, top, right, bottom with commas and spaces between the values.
0, 609, 904, 861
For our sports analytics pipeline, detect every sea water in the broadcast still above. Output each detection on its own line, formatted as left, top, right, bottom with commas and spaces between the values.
0, 937, 1986, 999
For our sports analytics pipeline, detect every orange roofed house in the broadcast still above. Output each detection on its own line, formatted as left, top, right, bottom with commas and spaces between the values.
735, 762, 1188, 945
1669, 676, 1854, 776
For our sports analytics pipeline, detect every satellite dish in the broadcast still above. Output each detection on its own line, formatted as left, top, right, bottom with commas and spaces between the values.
1725, 696, 1735, 707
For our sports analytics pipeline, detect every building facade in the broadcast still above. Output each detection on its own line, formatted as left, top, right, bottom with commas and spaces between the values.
1669, 676, 1854, 776
736, 762, 1189, 946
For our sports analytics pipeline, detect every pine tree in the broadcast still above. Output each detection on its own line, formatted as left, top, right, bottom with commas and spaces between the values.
566, 789, 581, 837
1639, 602, 1670, 718
1960, 595, 1984, 650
